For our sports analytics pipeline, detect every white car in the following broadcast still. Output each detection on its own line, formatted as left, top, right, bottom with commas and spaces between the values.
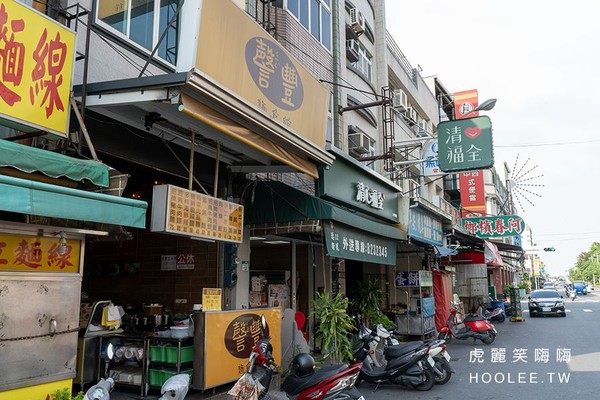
542, 282, 556, 289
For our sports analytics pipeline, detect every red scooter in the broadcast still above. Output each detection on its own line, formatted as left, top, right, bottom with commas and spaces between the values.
438, 307, 497, 345
230, 315, 364, 400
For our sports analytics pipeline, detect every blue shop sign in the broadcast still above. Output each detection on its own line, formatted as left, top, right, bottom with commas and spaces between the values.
408, 207, 443, 246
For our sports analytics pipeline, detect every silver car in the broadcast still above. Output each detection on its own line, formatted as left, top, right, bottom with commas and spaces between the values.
528, 289, 566, 317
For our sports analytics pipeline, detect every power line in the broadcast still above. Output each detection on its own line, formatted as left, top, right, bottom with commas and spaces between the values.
496, 138, 600, 148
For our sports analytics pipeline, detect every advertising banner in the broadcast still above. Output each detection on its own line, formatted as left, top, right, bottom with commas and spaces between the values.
0, 233, 80, 273
459, 170, 486, 217
461, 215, 526, 238
0, 1, 76, 136
204, 309, 281, 389
437, 116, 494, 173
453, 89, 479, 119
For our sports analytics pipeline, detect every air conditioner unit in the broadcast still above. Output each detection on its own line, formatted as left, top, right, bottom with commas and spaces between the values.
349, 8, 365, 35
346, 39, 360, 63
416, 119, 428, 137
391, 89, 408, 112
405, 107, 417, 125
348, 130, 370, 155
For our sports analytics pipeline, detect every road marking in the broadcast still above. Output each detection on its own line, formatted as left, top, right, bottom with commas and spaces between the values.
584, 309, 593, 312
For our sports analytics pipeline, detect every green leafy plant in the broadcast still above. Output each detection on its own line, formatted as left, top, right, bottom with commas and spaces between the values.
351, 277, 384, 327
309, 291, 354, 363
54, 388, 84, 400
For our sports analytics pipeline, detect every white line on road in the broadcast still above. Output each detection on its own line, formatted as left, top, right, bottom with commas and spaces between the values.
584, 309, 593, 312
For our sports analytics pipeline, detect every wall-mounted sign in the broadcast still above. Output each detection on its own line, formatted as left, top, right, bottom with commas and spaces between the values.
318, 152, 401, 223
461, 215, 526, 238
0, 233, 80, 273
408, 206, 443, 246
195, 0, 327, 147
323, 221, 396, 266
151, 185, 243, 243
394, 270, 433, 287
453, 89, 480, 120
0, 1, 76, 137
437, 116, 494, 173
422, 139, 443, 176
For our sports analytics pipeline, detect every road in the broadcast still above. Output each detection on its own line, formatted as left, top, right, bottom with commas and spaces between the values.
360, 289, 600, 400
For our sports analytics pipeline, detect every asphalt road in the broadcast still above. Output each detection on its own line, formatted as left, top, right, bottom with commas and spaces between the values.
107, 288, 600, 400
360, 289, 600, 400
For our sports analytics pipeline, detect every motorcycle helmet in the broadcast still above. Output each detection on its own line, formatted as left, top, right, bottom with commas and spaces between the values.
291, 353, 315, 377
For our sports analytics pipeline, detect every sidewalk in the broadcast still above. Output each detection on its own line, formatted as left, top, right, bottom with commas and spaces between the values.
105, 382, 233, 400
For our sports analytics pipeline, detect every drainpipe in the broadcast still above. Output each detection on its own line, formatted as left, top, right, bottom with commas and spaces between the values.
332, 0, 342, 149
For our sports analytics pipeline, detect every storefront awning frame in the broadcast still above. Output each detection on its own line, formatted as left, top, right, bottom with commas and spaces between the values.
0, 175, 147, 228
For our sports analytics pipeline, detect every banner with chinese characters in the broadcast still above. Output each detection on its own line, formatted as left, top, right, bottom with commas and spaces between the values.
202, 288, 222, 311
323, 221, 396, 266
0, 1, 76, 137
461, 215, 526, 238
204, 309, 281, 389
195, 0, 328, 148
394, 270, 433, 287
0, 233, 81, 273
421, 139, 444, 176
151, 184, 243, 243
459, 170, 486, 217
437, 116, 494, 173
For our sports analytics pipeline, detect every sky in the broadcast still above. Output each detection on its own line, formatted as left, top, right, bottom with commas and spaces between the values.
385, 1, 600, 277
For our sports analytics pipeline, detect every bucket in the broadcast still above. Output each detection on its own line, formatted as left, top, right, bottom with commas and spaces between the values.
169, 326, 190, 339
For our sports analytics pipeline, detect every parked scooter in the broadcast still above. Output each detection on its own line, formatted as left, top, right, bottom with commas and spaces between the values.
438, 307, 497, 345
230, 315, 364, 400
483, 306, 506, 323
353, 327, 453, 386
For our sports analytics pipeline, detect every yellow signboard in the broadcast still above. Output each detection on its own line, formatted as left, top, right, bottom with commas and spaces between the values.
151, 184, 244, 243
202, 288, 222, 311
0, 0, 76, 136
196, 0, 328, 148
204, 309, 281, 389
0, 233, 81, 273
0, 379, 73, 400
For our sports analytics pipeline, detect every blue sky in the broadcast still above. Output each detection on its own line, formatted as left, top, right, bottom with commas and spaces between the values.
386, 1, 600, 276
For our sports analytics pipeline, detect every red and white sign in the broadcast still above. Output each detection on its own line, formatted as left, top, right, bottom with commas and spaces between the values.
459, 170, 486, 217
454, 89, 479, 120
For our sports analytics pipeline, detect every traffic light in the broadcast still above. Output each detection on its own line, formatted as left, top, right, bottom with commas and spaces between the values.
543, 247, 556, 252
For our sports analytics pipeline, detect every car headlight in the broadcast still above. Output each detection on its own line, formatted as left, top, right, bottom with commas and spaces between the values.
556, 301, 564, 306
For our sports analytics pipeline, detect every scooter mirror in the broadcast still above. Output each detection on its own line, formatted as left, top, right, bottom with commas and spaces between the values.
260, 315, 267, 330
106, 343, 115, 361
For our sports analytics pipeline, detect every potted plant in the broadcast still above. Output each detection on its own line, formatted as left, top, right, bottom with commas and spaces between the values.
54, 388, 84, 400
309, 291, 355, 363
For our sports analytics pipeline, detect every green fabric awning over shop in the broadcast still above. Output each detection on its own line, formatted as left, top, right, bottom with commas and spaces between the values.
0, 139, 109, 187
0, 175, 147, 228
245, 180, 406, 241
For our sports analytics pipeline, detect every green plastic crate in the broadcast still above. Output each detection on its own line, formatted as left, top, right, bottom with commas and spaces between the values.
163, 368, 193, 385
150, 345, 166, 362
149, 368, 164, 386
165, 345, 194, 364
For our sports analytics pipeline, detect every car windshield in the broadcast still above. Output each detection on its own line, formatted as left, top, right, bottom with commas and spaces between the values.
532, 290, 560, 298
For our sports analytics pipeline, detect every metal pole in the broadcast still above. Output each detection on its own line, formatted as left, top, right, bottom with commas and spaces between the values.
188, 130, 195, 190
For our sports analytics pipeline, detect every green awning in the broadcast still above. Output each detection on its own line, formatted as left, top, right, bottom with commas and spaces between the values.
0, 139, 109, 187
0, 175, 147, 228
245, 180, 406, 241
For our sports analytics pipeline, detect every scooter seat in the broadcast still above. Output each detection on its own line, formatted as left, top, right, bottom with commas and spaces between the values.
383, 341, 424, 358
464, 315, 485, 322
281, 364, 348, 395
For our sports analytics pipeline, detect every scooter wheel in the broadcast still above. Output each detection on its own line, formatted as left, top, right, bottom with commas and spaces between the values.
413, 368, 435, 391
433, 357, 452, 385
437, 332, 451, 344
494, 314, 506, 323
481, 330, 496, 345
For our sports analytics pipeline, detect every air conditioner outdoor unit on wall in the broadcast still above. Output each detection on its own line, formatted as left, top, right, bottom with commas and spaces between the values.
349, 8, 365, 35
391, 89, 408, 112
346, 39, 360, 63
416, 119, 428, 137
405, 107, 417, 125
348, 129, 370, 155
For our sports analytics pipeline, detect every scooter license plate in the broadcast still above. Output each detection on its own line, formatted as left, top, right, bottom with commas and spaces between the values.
427, 356, 435, 367
443, 351, 451, 362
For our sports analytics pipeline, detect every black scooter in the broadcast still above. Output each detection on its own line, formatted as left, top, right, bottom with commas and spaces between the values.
352, 330, 435, 391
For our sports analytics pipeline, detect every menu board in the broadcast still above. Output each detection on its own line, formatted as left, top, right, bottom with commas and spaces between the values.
151, 185, 243, 243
